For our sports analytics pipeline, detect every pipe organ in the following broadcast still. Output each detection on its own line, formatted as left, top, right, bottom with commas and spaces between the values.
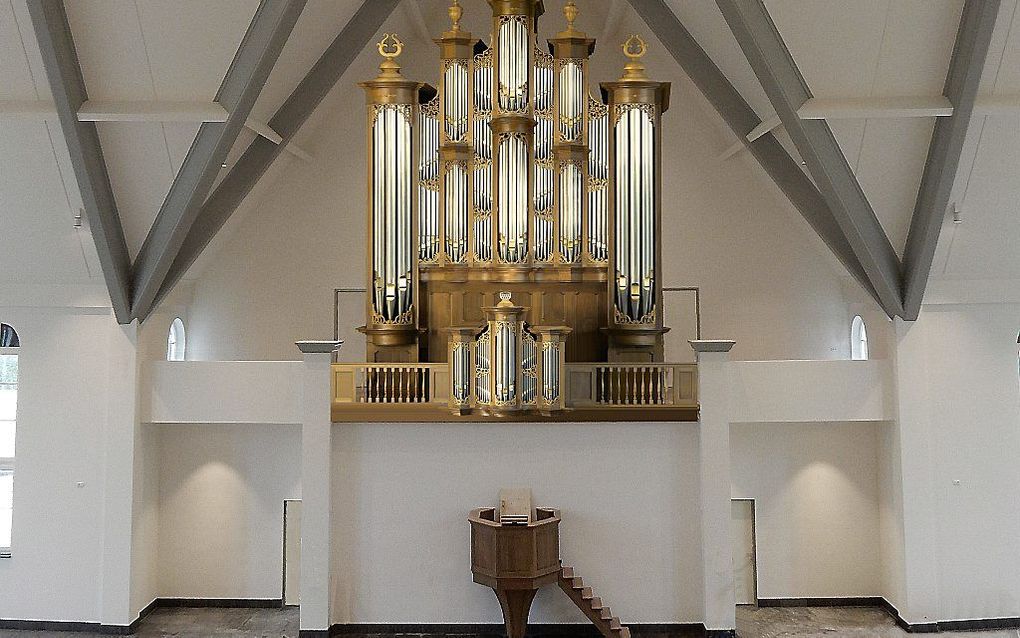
351, 1, 679, 418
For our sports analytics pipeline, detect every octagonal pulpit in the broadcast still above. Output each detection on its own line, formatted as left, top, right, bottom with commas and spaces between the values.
469, 504, 561, 638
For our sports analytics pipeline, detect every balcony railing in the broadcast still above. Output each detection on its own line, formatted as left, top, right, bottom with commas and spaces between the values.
332, 363, 448, 405
331, 360, 696, 422
565, 363, 697, 408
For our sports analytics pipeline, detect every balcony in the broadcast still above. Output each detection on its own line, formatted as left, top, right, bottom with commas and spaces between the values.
330, 361, 698, 422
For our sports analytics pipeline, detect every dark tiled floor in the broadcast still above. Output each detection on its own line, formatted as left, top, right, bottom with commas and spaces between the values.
2, 606, 1019, 637
0, 607, 300, 638
734, 605, 1020, 637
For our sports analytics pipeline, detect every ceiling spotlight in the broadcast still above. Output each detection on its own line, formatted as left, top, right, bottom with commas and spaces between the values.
952, 205, 963, 224
73, 208, 83, 228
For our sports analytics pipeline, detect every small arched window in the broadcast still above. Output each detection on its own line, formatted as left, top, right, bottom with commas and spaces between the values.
851, 315, 868, 361
0, 322, 19, 556
167, 318, 186, 362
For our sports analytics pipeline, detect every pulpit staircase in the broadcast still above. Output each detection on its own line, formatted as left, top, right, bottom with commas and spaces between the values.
559, 565, 631, 638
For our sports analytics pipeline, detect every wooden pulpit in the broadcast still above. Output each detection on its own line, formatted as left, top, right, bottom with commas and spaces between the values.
468, 490, 561, 638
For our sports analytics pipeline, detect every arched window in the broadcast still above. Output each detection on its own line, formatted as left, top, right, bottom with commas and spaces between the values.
0, 323, 19, 557
851, 315, 868, 361
167, 318, 186, 362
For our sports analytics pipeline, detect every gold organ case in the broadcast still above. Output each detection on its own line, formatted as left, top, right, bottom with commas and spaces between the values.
335, 1, 695, 421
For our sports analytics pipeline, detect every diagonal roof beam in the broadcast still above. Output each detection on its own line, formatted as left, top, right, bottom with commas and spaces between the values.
130, 0, 306, 322
27, 0, 132, 323
142, 0, 402, 321
716, 0, 905, 318
626, 0, 884, 309
900, 0, 1000, 320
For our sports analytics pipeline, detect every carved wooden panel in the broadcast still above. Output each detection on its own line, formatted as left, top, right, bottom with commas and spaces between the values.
421, 280, 607, 362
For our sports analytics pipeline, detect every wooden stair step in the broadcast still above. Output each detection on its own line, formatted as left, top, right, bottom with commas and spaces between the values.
556, 564, 629, 638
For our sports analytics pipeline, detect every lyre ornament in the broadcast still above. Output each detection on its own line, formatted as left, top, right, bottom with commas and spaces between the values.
378, 33, 403, 59
620, 34, 649, 81
623, 34, 647, 60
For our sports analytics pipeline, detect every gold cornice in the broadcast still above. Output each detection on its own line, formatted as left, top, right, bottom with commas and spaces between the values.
490, 115, 536, 135
600, 81, 671, 113
440, 142, 473, 161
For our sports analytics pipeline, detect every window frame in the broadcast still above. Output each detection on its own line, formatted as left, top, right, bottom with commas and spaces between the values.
851, 315, 869, 361
167, 317, 187, 362
0, 344, 18, 558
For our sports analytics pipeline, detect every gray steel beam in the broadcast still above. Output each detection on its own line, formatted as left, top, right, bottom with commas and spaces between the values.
28, 0, 132, 323
901, 0, 1000, 320
627, 0, 884, 310
130, 0, 305, 322
716, 0, 905, 318
144, 0, 401, 319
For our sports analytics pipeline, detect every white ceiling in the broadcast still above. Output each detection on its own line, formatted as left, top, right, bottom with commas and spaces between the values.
1, 0, 1019, 299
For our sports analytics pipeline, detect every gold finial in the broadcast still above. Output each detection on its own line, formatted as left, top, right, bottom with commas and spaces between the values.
564, 1, 578, 29
449, 0, 463, 31
557, 0, 583, 38
621, 34, 648, 80
497, 291, 514, 307
376, 33, 404, 75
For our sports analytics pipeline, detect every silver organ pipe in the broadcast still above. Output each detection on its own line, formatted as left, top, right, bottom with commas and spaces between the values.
371, 104, 414, 323
493, 321, 519, 403
497, 132, 529, 263
534, 49, 554, 262
451, 340, 471, 404
475, 327, 491, 405
418, 98, 440, 263
587, 95, 608, 263
559, 161, 582, 262
497, 16, 529, 113
445, 161, 469, 262
541, 341, 560, 403
521, 327, 536, 405
443, 60, 469, 142
613, 105, 655, 323
472, 47, 492, 262
442, 56, 471, 265
558, 61, 584, 142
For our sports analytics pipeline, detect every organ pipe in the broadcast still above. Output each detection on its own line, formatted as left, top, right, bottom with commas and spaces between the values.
437, 5, 476, 266
587, 95, 609, 262
489, 1, 540, 266
360, 35, 421, 335
472, 46, 493, 262
602, 34, 671, 344
419, 97, 440, 263
549, 4, 594, 265
358, 2, 673, 369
